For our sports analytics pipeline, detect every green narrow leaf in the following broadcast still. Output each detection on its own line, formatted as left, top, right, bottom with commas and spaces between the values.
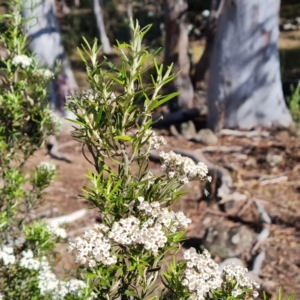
77, 47, 87, 64
108, 180, 122, 197
114, 135, 133, 141
150, 92, 180, 110
106, 73, 124, 85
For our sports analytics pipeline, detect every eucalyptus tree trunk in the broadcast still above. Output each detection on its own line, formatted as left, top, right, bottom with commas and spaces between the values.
93, 0, 111, 55
193, 0, 222, 91
207, 0, 292, 130
126, 0, 133, 21
22, 0, 77, 116
126, 0, 133, 40
163, 0, 194, 112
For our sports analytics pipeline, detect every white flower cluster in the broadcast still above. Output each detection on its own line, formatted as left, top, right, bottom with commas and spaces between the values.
182, 248, 260, 300
46, 224, 67, 239
142, 129, 167, 149
0, 246, 15, 266
67, 89, 116, 106
68, 223, 117, 267
69, 201, 191, 263
38, 161, 56, 172
222, 263, 260, 298
36, 68, 54, 80
160, 151, 211, 184
0, 293, 3, 300
182, 248, 222, 300
137, 200, 191, 233
19, 249, 88, 299
109, 215, 167, 256
12, 54, 32, 68
20, 249, 40, 270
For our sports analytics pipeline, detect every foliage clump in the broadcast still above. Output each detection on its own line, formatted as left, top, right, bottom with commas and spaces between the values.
287, 81, 300, 123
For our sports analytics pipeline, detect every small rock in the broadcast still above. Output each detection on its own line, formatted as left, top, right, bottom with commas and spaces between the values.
219, 258, 244, 271
193, 128, 218, 145
282, 23, 297, 31
245, 157, 257, 167
180, 121, 197, 139
266, 152, 283, 167
170, 121, 197, 140
203, 222, 256, 259
169, 124, 181, 137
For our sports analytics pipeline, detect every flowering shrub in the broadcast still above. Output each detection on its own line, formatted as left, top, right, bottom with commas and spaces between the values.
0, 1, 292, 299
0, 1, 92, 299
65, 21, 261, 300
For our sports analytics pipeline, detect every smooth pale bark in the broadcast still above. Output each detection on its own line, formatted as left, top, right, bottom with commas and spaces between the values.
163, 0, 194, 112
23, 0, 77, 115
126, 0, 133, 21
93, 0, 111, 55
126, 0, 133, 40
207, 0, 293, 130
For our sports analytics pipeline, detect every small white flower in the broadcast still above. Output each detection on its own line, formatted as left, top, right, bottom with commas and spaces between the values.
22, 249, 34, 259
142, 129, 167, 149
202, 10, 210, 17
38, 161, 56, 172
12, 54, 32, 68
20, 250, 40, 270
36, 68, 54, 80
137, 196, 144, 203
159, 151, 210, 184
46, 225, 67, 239
0, 246, 15, 266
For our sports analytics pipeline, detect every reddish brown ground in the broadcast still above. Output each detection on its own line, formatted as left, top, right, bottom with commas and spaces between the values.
25, 126, 300, 300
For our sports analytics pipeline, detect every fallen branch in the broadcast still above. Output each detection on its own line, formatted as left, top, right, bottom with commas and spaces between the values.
219, 192, 248, 204
44, 209, 87, 227
251, 250, 266, 275
258, 172, 288, 182
201, 145, 245, 153
254, 200, 271, 224
47, 135, 72, 163
259, 176, 288, 186
220, 129, 270, 138
252, 227, 270, 254
250, 200, 271, 254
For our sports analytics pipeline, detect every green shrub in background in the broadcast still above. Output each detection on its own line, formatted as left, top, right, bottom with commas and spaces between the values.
0, 1, 93, 298
287, 81, 300, 123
